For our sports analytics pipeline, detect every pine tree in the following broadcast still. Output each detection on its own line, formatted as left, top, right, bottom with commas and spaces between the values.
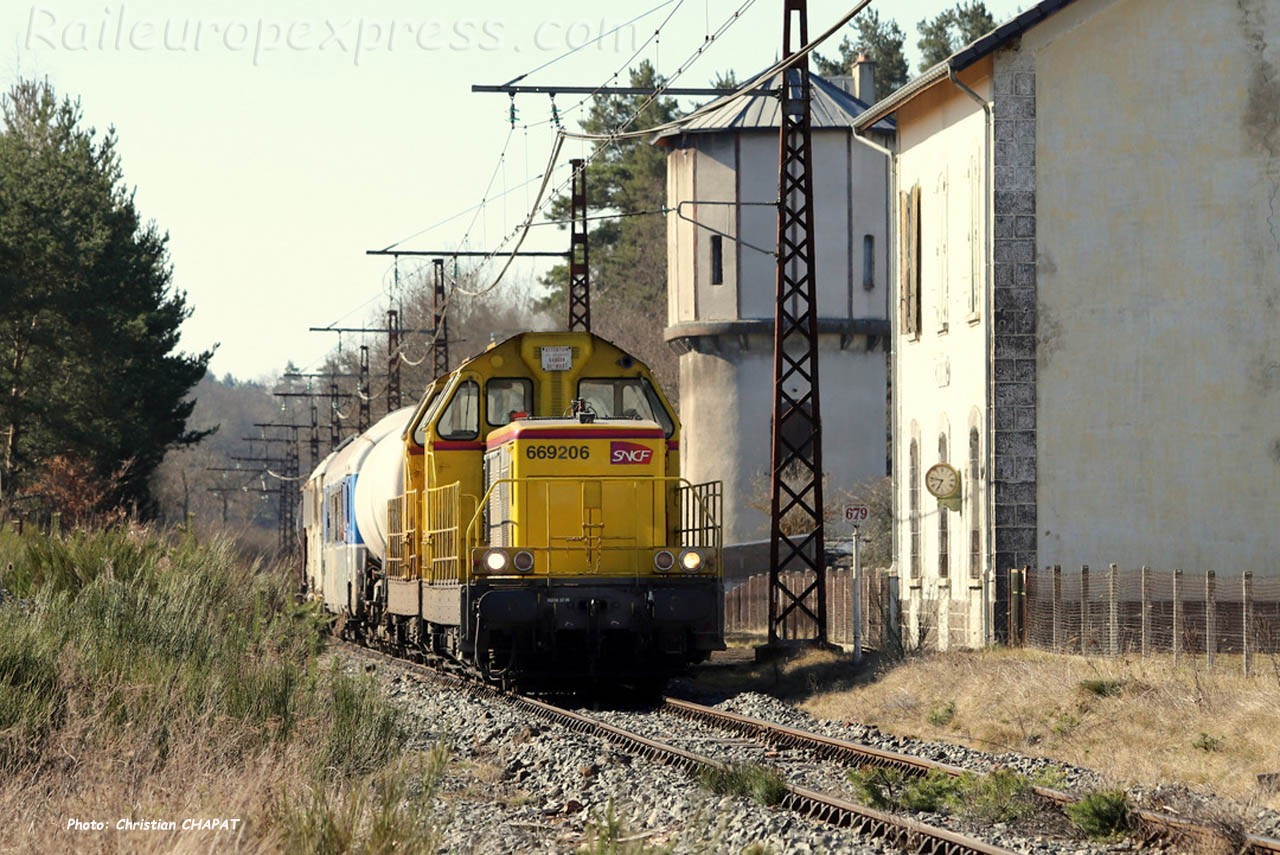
814, 9, 909, 98
538, 62, 683, 391
917, 2, 997, 71
0, 79, 211, 516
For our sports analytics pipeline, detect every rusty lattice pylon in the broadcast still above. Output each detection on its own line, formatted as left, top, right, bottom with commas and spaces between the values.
767, 0, 828, 647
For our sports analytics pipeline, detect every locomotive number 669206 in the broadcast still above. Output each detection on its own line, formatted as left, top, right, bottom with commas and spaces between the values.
525, 444, 590, 460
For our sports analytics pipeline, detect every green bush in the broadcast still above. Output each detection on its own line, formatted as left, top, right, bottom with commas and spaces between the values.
927, 700, 956, 727
1192, 732, 1224, 752
956, 768, 1037, 823
848, 767, 961, 813
849, 766, 1038, 823
1066, 789, 1131, 838
698, 762, 788, 806
1079, 679, 1125, 698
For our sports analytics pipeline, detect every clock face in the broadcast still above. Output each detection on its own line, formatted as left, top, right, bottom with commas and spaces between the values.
925, 463, 960, 498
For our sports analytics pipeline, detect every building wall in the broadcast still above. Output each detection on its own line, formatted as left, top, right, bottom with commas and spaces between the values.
990, 47, 1040, 597
891, 63, 992, 647
1027, 0, 1280, 571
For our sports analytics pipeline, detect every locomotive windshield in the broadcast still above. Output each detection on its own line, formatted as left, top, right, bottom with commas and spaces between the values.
411, 385, 446, 445
437, 380, 480, 440
486, 378, 534, 426
578, 377, 674, 437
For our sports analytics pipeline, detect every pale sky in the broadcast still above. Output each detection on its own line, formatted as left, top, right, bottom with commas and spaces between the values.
2, 0, 1022, 381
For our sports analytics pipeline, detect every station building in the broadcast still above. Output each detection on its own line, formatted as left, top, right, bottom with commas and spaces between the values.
853, 0, 1280, 647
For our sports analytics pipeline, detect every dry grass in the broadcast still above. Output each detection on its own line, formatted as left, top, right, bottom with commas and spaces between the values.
787, 646, 1280, 809
0, 524, 447, 853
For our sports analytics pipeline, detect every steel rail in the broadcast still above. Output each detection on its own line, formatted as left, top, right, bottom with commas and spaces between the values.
661, 696, 1280, 854
339, 643, 1010, 855
500, 691, 1014, 855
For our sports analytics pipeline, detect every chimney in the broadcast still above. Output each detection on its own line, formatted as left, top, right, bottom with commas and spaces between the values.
852, 53, 876, 103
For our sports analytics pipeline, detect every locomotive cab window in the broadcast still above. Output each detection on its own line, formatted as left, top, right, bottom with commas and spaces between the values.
436, 380, 479, 440
486, 378, 534, 426
411, 384, 447, 445
578, 377, 674, 437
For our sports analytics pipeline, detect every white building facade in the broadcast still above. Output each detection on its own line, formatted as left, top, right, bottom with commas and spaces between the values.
855, 0, 1280, 647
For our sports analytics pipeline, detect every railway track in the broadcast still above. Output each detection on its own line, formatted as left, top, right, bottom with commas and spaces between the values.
659, 695, 1280, 855
340, 641, 1280, 854
343, 643, 1012, 854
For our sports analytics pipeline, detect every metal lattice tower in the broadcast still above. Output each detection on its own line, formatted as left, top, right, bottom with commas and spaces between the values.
328, 378, 342, 450
358, 345, 371, 433
309, 400, 320, 471
283, 428, 299, 557
387, 308, 401, 412
767, 0, 828, 646
568, 158, 591, 331
433, 258, 450, 378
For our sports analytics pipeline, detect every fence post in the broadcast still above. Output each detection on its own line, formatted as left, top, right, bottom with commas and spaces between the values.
853, 565, 863, 663
1140, 565, 1150, 658
1243, 571, 1254, 678
887, 572, 901, 651
1080, 565, 1090, 654
1108, 563, 1119, 656
1007, 567, 1022, 645
1025, 565, 1036, 648
1052, 565, 1062, 652
1173, 569, 1182, 666
1205, 570, 1217, 672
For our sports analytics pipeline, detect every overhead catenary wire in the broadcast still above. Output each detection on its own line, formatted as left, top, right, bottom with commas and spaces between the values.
485, 0, 763, 249
334, 0, 867, 385
372, 0, 767, 315
416, 0, 777, 314
500, 0, 683, 88
454, 0, 766, 293
507, 0, 689, 133
561, 0, 873, 143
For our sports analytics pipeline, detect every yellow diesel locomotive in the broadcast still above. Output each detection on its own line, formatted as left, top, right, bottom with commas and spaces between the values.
302, 331, 724, 688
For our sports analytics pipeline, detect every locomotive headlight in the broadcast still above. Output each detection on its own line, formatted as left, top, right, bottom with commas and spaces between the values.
678, 549, 703, 573
512, 550, 535, 573
482, 548, 510, 573
653, 550, 676, 573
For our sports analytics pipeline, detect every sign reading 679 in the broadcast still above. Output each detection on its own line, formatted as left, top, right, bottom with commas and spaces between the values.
843, 505, 870, 523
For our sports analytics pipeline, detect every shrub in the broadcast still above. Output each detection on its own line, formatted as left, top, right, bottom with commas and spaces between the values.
1079, 679, 1125, 698
956, 768, 1037, 824
849, 766, 1038, 823
927, 700, 956, 727
848, 767, 960, 813
699, 762, 788, 806
1192, 732, 1224, 752
0, 523, 432, 849
1067, 789, 1131, 838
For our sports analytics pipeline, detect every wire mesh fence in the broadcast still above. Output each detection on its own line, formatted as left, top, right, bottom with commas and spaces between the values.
723, 567, 899, 655
1011, 565, 1280, 676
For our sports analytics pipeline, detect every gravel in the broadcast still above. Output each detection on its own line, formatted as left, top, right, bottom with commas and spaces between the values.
345, 649, 893, 853
340, 647, 1280, 853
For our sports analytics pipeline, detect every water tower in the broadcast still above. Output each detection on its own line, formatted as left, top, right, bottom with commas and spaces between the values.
658, 60, 893, 562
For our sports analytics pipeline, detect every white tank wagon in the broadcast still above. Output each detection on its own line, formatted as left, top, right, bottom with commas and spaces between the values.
301, 407, 414, 615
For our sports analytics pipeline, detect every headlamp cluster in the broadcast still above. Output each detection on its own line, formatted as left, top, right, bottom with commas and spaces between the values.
478, 548, 535, 574
653, 548, 706, 574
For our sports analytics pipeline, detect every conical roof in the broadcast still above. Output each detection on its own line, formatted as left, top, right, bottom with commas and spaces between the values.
655, 69, 894, 144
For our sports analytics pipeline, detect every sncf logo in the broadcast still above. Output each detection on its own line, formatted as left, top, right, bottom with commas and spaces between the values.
610, 441, 654, 465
